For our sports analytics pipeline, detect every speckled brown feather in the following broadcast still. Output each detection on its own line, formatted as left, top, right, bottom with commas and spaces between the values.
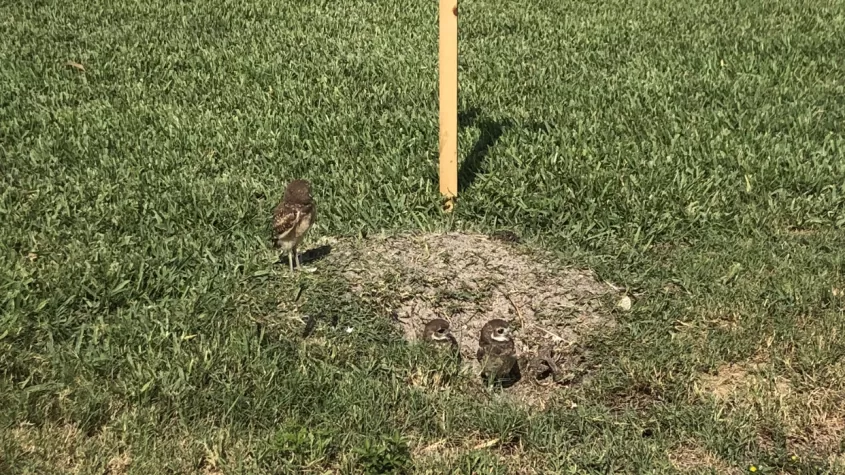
271, 180, 316, 252
272, 202, 314, 245
476, 319, 517, 379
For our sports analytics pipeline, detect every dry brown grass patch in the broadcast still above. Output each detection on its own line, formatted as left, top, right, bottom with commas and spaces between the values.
7, 422, 134, 474
784, 387, 845, 456
697, 358, 845, 460
412, 434, 545, 474
106, 450, 133, 475
667, 441, 742, 474
698, 361, 764, 401
9, 423, 86, 473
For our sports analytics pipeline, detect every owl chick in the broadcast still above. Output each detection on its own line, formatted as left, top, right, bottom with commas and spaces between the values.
272, 179, 316, 272
422, 319, 458, 348
476, 319, 518, 384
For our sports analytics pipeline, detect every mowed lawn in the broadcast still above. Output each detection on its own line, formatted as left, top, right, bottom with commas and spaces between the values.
2, 0, 845, 472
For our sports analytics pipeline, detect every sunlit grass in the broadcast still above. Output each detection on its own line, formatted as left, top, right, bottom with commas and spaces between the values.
1, 0, 844, 472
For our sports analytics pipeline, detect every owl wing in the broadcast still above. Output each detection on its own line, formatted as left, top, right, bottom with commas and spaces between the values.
489, 341, 514, 357
272, 203, 301, 242
488, 343, 517, 376
476, 346, 486, 362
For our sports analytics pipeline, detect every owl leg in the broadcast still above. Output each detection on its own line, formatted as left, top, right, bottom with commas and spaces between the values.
294, 246, 302, 269
287, 249, 295, 272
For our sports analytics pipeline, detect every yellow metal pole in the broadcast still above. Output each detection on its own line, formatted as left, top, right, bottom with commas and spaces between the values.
439, 0, 458, 212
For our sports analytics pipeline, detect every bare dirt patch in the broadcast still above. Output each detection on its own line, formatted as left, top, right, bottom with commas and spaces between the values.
324, 232, 619, 404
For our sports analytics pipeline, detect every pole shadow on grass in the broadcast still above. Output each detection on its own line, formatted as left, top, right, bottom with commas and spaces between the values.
458, 108, 509, 192
454, 109, 551, 192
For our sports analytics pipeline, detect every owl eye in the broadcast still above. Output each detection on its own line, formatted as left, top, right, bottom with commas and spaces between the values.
496, 328, 505, 334
437, 328, 446, 334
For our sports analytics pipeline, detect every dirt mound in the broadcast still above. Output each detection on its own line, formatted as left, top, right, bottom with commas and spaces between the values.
325, 232, 618, 395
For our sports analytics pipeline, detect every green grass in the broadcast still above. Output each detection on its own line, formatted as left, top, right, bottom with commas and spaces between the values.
2, 0, 845, 472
